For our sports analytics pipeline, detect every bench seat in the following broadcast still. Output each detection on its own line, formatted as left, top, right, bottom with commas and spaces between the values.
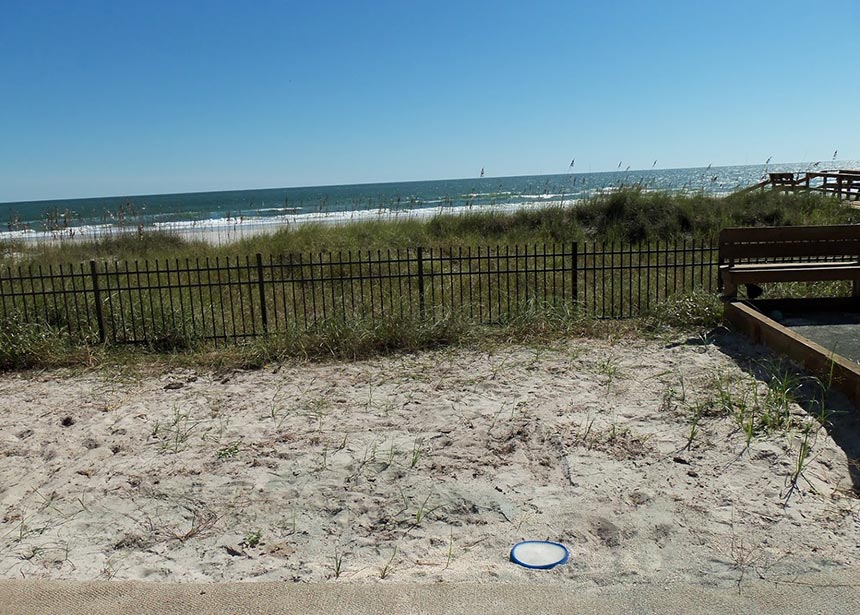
719, 225, 860, 300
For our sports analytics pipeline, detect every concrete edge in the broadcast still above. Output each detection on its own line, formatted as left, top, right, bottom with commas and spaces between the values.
2, 573, 860, 615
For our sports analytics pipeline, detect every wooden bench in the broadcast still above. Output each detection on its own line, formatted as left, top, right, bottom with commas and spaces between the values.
719, 225, 860, 300
768, 172, 807, 192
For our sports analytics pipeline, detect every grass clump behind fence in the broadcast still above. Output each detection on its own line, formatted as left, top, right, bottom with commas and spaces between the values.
229, 311, 470, 367
644, 289, 724, 332
572, 189, 855, 243
232, 189, 854, 254
0, 315, 77, 370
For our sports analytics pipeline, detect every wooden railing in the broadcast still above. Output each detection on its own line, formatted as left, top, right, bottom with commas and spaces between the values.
748, 170, 860, 201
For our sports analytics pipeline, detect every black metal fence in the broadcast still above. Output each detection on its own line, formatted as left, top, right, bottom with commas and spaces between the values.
0, 241, 719, 345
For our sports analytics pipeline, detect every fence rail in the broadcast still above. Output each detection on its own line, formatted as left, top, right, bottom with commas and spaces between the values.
0, 241, 720, 345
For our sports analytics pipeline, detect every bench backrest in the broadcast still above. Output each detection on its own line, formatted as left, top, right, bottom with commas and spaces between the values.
719, 225, 860, 261
769, 172, 797, 186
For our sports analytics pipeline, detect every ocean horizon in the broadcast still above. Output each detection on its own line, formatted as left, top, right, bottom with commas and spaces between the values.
2, 161, 857, 244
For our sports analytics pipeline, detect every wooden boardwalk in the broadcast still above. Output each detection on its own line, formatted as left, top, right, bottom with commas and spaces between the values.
744, 169, 860, 200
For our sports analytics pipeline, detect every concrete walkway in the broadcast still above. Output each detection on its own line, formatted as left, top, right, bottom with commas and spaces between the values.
2, 572, 859, 615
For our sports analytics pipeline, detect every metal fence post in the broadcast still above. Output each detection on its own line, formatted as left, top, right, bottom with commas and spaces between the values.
256, 253, 268, 333
572, 242, 578, 307
89, 260, 106, 344
417, 246, 425, 318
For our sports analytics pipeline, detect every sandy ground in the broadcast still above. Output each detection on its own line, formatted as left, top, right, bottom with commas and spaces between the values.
1, 331, 860, 588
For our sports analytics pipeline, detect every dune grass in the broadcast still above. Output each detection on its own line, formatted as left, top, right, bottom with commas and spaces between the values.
236, 188, 853, 253
2, 189, 853, 267
0, 189, 853, 370
0, 289, 723, 373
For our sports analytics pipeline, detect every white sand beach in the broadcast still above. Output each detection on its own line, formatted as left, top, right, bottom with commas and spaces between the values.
1, 332, 859, 588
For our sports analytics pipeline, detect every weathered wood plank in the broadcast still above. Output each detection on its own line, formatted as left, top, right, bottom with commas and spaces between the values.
719, 241, 860, 259
719, 224, 860, 243
723, 265, 860, 285
718, 224, 860, 300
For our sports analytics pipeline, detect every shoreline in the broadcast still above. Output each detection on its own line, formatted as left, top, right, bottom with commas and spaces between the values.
0, 198, 582, 246
2, 185, 743, 247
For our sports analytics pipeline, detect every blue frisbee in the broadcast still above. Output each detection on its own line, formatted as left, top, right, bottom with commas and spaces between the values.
510, 541, 569, 569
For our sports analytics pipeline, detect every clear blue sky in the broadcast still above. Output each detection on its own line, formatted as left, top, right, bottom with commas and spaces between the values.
1, 0, 858, 202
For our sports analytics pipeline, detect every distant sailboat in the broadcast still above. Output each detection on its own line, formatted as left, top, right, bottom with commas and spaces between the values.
480, 167, 485, 178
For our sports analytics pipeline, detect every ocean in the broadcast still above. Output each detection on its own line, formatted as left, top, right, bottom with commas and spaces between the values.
1, 161, 856, 244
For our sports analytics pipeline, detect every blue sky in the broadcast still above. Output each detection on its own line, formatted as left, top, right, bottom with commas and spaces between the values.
1, 0, 858, 202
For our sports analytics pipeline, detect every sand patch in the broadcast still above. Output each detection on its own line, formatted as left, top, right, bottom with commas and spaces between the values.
1, 332, 859, 587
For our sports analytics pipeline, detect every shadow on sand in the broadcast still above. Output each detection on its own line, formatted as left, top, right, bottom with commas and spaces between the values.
674, 327, 860, 497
